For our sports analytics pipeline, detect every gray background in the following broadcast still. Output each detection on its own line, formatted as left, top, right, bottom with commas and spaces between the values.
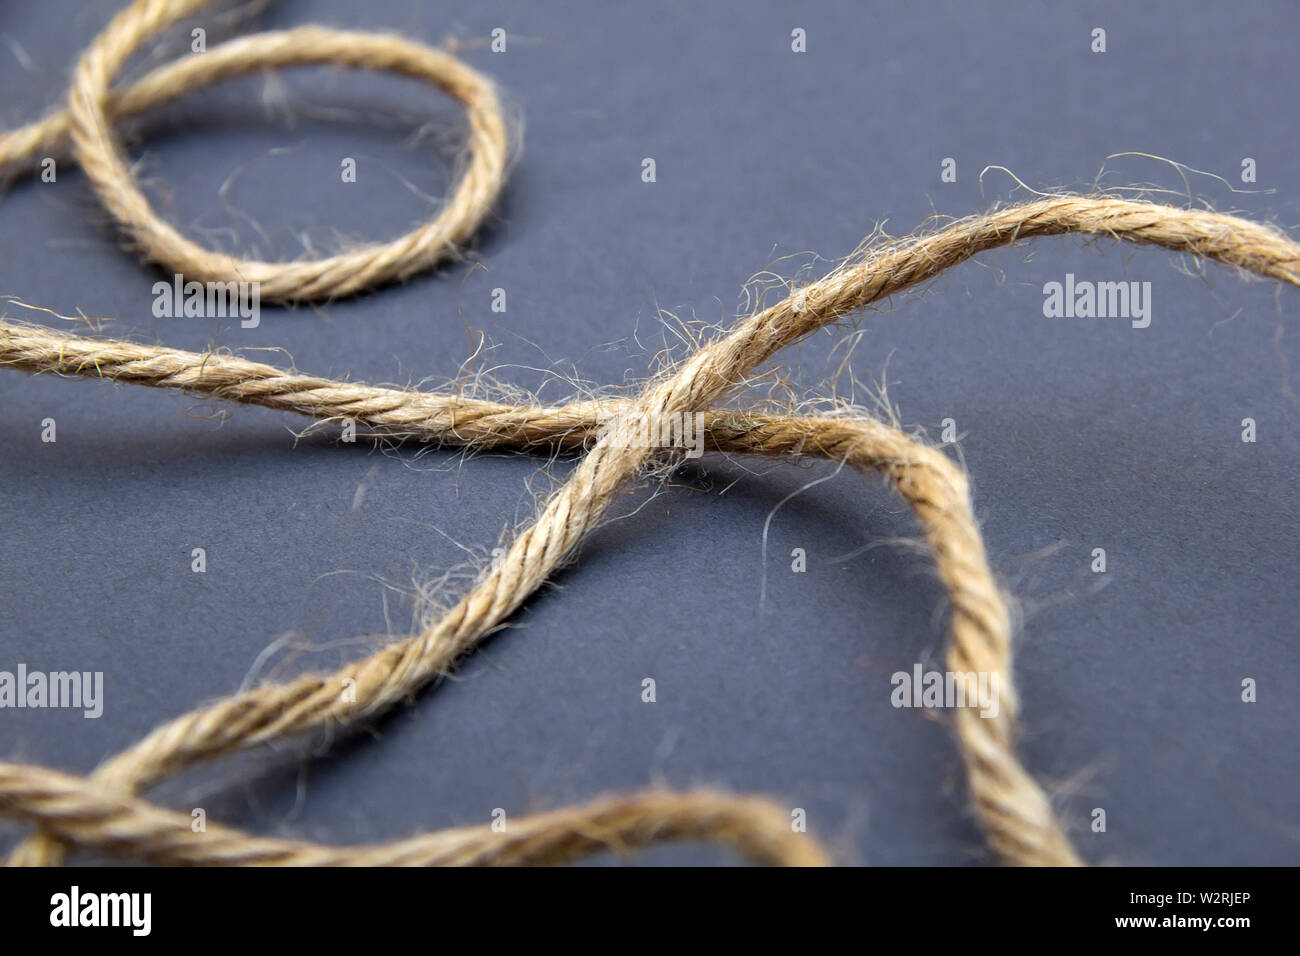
1, 0, 1296, 865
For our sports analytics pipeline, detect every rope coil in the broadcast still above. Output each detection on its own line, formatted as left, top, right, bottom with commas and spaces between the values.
2, 0, 508, 300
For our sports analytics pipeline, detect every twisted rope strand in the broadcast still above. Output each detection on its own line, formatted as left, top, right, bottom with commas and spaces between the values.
0, 763, 827, 867
0, 0, 509, 300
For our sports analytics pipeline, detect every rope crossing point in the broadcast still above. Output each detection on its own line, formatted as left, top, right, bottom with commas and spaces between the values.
1, 0, 1297, 867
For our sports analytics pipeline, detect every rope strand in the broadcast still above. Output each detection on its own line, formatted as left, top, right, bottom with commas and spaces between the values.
1, 0, 508, 300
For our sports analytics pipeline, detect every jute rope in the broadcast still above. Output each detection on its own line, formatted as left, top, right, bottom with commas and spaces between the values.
0, 763, 826, 867
2, 0, 1297, 867
0, 0, 508, 300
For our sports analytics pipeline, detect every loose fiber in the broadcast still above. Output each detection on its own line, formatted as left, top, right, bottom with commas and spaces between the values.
1, 0, 1296, 867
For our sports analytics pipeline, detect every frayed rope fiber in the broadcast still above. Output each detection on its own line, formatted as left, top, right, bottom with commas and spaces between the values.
2, 0, 1298, 867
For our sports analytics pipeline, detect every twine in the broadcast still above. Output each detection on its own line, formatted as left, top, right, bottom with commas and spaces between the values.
1, 0, 1296, 866
0, 0, 508, 300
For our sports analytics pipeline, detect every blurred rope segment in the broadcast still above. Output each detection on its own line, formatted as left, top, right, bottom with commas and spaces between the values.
0, 0, 509, 300
0, 764, 829, 867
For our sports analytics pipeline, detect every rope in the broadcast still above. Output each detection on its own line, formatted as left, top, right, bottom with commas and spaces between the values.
2, 0, 1296, 867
